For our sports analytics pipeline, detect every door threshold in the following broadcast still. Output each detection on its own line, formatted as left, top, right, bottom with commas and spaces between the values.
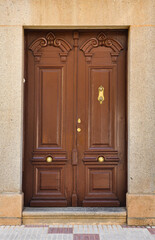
22, 207, 126, 225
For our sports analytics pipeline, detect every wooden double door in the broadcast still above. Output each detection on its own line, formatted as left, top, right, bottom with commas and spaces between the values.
23, 30, 127, 207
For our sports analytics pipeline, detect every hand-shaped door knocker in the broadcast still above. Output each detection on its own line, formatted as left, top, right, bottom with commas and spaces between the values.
98, 85, 104, 104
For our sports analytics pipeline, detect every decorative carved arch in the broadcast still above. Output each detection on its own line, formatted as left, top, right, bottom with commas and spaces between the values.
29, 32, 72, 62
80, 32, 124, 63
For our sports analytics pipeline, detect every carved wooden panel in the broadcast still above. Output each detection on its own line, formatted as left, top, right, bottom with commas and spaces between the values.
40, 170, 60, 191
34, 165, 64, 194
91, 171, 111, 190
29, 32, 72, 62
85, 165, 117, 197
30, 165, 67, 206
88, 66, 116, 150
35, 66, 63, 150
83, 164, 120, 206
80, 32, 123, 63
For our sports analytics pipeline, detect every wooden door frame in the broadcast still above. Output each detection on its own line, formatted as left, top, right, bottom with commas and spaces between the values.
23, 27, 128, 207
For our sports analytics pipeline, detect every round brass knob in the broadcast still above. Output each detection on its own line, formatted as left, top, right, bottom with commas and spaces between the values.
98, 156, 104, 162
46, 156, 53, 163
77, 128, 81, 133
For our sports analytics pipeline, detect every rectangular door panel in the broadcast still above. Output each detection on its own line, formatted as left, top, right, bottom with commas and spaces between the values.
41, 67, 62, 146
84, 164, 118, 198
83, 164, 120, 207
88, 66, 116, 150
30, 165, 68, 207
35, 66, 64, 150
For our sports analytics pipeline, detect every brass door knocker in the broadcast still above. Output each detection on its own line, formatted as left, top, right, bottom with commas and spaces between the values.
98, 85, 104, 104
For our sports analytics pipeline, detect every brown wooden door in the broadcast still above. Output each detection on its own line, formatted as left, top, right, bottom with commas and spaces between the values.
23, 30, 127, 207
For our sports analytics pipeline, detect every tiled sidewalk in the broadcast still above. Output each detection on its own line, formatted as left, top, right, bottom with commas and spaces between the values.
0, 225, 154, 240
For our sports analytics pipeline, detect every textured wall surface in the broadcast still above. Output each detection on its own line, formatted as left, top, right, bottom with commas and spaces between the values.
0, 0, 154, 225
128, 26, 155, 194
0, 27, 23, 193
0, 0, 154, 26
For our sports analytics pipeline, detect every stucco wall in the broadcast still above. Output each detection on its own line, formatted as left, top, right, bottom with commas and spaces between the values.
0, 0, 154, 26
0, 0, 154, 225
128, 26, 155, 194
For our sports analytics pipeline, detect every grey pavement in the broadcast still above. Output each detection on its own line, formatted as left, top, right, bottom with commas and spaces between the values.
0, 225, 154, 240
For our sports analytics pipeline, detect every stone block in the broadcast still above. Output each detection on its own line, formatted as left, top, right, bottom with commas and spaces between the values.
23, 207, 127, 225
127, 193, 155, 225
0, 193, 23, 225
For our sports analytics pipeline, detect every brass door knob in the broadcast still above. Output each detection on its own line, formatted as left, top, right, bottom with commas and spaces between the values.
77, 128, 81, 132
46, 156, 53, 163
98, 156, 104, 162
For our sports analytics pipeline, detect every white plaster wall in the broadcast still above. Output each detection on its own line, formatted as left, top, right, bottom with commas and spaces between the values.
0, 0, 154, 195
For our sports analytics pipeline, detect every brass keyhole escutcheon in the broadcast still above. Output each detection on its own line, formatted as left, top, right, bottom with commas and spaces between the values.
77, 118, 81, 123
77, 128, 81, 133
98, 156, 104, 162
46, 156, 53, 163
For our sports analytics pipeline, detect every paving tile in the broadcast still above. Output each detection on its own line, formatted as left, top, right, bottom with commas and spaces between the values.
122, 225, 145, 228
100, 233, 126, 240
20, 227, 48, 240
93, 225, 99, 233
102, 225, 110, 233
25, 224, 49, 227
78, 225, 84, 233
51, 235, 73, 240
83, 225, 88, 233
73, 225, 79, 233
0, 224, 154, 239
48, 227, 73, 234
88, 225, 96, 234
73, 234, 100, 240
148, 228, 155, 234
96, 225, 103, 234
123, 228, 153, 240
115, 225, 123, 230
111, 225, 123, 233
4, 226, 15, 239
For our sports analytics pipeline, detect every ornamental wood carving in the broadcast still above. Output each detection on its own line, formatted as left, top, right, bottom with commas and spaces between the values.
29, 32, 72, 62
80, 32, 123, 63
